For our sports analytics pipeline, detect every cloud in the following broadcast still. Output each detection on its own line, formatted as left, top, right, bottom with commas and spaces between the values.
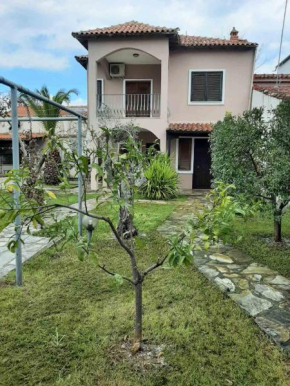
0, 49, 69, 70
68, 97, 88, 106
1, 0, 289, 72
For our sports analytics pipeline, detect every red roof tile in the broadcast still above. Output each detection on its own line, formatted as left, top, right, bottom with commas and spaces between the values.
254, 74, 290, 80
72, 21, 257, 49
8, 105, 87, 117
72, 21, 178, 38
75, 55, 88, 69
0, 133, 45, 140
168, 123, 212, 133
253, 84, 290, 99
179, 34, 257, 48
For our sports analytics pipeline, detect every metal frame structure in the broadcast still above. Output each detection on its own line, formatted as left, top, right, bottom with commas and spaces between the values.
0, 76, 87, 286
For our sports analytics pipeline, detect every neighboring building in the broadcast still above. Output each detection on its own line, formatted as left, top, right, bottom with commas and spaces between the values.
252, 74, 290, 120
73, 21, 257, 190
276, 55, 290, 74
0, 106, 87, 176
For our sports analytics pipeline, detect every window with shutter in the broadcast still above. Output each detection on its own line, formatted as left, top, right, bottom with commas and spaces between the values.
189, 71, 224, 103
97, 79, 103, 108
178, 138, 193, 172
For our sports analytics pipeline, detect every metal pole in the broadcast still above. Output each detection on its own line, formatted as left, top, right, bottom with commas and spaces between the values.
0, 76, 86, 120
0, 117, 79, 122
11, 86, 22, 286
77, 117, 82, 235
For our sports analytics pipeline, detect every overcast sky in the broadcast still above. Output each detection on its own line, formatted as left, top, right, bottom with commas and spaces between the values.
0, 0, 289, 104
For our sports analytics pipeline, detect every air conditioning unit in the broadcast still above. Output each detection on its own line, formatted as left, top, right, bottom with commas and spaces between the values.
109, 63, 125, 78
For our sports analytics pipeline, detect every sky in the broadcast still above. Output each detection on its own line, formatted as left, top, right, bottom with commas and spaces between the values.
0, 0, 289, 105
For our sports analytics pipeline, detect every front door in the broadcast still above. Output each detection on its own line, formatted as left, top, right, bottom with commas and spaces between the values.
192, 138, 211, 189
125, 81, 151, 117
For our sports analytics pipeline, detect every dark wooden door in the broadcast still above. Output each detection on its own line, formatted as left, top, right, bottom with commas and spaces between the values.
192, 138, 211, 189
125, 81, 151, 117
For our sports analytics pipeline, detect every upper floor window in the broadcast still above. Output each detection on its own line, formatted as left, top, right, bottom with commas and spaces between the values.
188, 70, 225, 105
97, 79, 103, 109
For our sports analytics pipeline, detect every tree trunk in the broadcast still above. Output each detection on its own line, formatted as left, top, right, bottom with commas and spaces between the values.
274, 218, 282, 242
273, 207, 282, 242
133, 281, 142, 352
117, 205, 138, 239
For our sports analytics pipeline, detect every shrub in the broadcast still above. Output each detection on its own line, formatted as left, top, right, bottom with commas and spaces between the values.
140, 153, 178, 200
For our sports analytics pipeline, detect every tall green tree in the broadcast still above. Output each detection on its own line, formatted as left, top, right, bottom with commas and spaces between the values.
210, 101, 290, 242
22, 86, 78, 185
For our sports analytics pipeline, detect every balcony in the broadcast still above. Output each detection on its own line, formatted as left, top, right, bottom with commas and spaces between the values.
97, 94, 161, 118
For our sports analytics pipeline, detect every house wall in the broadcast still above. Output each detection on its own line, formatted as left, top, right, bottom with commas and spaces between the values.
251, 89, 280, 121
277, 60, 290, 74
86, 36, 256, 191
168, 49, 255, 123
97, 63, 161, 94
88, 37, 169, 152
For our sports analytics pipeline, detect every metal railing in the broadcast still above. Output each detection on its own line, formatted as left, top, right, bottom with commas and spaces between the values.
97, 94, 161, 118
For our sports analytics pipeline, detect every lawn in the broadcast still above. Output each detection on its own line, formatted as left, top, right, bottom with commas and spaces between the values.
0, 191, 95, 232
0, 201, 289, 386
233, 208, 290, 278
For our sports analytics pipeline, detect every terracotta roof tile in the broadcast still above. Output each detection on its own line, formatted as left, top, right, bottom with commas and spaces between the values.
179, 34, 257, 48
73, 21, 257, 49
75, 55, 88, 69
0, 133, 45, 140
72, 21, 178, 38
167, 123, 212, 133
253, 84, 290, 99
254, 73, 290, 80
8, 105, 87, 118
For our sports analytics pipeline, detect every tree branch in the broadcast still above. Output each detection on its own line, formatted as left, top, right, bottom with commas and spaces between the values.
98, 264, 134, 285
247, 150, 261, 177
143, 234, 186, 277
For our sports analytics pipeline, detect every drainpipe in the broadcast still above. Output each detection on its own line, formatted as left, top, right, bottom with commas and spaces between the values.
249, 48, 257, 110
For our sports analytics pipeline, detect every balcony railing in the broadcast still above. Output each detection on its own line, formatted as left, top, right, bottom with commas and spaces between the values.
97, 94, 161, 118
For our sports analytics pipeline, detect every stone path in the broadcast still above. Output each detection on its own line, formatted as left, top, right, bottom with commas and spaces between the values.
158, 196, 290, 352
0, 199, 96, 280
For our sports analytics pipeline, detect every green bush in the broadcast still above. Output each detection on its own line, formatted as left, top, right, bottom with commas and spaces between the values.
140, 153, 178, 200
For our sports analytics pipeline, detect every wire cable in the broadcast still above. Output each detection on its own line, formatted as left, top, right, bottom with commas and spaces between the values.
276, 0, 289, 88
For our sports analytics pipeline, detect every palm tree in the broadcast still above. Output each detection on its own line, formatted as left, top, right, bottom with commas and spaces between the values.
21, 86, 78, 185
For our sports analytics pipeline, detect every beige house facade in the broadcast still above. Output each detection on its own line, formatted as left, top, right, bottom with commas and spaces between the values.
73, 21, 257, 190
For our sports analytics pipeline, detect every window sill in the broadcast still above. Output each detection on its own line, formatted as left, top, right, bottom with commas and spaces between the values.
177, 170, 193, 174
188, 101, 225, 106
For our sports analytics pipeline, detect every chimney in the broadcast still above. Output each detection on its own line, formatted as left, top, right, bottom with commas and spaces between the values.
230, 27, 239, 40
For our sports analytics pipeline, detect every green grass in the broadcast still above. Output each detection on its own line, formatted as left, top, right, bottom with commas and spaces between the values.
232, 208, 290, 278
0, 191, 95, 232
0, 202, 289, 385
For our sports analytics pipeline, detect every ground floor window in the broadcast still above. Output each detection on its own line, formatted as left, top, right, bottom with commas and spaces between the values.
177, 137, 193, 172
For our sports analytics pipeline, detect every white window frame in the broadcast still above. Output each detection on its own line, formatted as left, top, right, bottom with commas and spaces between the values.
188, 69, 226, 106
176, 136, 209, 174
123, 79, 153, 118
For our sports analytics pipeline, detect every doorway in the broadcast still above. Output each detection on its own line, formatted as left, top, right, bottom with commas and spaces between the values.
192, 138, 211, 189
125, 80, 152, 117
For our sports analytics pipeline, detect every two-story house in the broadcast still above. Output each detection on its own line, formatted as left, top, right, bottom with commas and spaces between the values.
73, 21, 257, 190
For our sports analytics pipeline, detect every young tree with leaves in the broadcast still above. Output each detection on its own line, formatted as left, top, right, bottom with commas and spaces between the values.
210, 101, 290, 242
1, 119, 254, 352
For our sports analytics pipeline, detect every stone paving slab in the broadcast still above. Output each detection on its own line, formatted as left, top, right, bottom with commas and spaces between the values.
157, 196, 290, 352
0, 198, 97, 280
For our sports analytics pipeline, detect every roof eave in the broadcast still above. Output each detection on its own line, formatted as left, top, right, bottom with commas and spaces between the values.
72, 30, 179, 49
75, 56, 88, 69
